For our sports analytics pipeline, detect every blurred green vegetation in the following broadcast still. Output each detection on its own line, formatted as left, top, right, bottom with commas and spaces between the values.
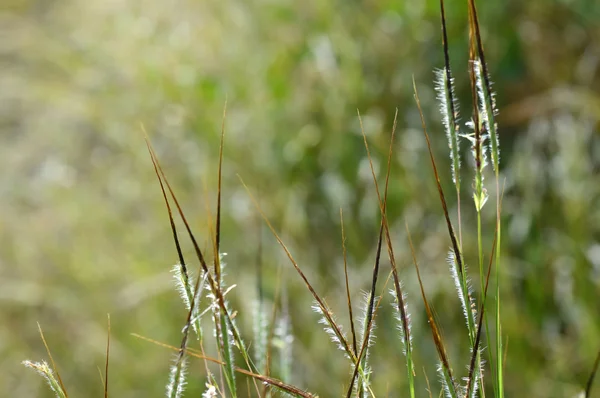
2, 0, 599, 397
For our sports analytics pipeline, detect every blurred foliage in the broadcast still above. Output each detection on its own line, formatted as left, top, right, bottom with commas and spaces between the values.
1, 0, 599, 397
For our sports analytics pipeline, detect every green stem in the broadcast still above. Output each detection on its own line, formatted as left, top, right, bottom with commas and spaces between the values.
476, 210, 490, 398
407, 355, 415, 398
495, 175, 504, 398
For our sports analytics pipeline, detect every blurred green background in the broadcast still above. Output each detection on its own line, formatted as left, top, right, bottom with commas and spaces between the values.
2, 0, 599, 396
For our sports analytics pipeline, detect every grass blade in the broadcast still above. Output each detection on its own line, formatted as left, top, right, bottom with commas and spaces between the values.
437, 0, 463, 248
585, 348, 600, 398
413, 77, 479, 356
215, 98, 227, 281
240, 177, 352, 355
346, 109, 398, 398
466, 228, 498, 398
467, 0, 499, 173
142, 127, 197, 338
438, 0, 461, 186
133, 334, 317, 398
368, 108, 415, 397
240, 176, 374, 396
104, 314, 110, 398
467, 3, 504, 396
406, 224, 457, 398
37, 323, 68, 397
341, 208, 358, 357
145, 136, 259, 398
412, 77, 472, 308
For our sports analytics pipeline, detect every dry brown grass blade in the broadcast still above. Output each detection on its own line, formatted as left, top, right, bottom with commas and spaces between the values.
143, 130, 216, 377
368, 110, 414, 383
345, 109, 398, 398
340, 208, 358, 356
405, 225, 456, 390
346, 270, 397, 398
374, 110, 412, 368
145, 136, 259, 388
413, 79, 476, 389
145, 137, 212, 292
356, 113, 386, 347
145, 136, 204, 376
199, 116, 242, 395
239, 176, 355, 360
585, 348, 600, 398
241, 176, 376, 397
132, 334, 317, 398
412, 78, 466, 281
142, 128, 189, 283
423, 367, 433, 398
37, 322, 68, 397
104, 314, 110, 398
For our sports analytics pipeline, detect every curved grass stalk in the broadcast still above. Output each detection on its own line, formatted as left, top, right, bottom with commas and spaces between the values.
436, 9, 484, 393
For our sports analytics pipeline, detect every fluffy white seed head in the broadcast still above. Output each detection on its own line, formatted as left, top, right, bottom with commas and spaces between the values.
388, 287, 413, 356
435, 67, 462, 185
447, 250, 477, 329
166, 355, 188, 398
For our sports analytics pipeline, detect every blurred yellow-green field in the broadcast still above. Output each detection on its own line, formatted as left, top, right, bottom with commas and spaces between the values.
2, 0, 600, 397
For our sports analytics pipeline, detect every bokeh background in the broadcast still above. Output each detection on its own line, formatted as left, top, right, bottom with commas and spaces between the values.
2, 0, 600, 396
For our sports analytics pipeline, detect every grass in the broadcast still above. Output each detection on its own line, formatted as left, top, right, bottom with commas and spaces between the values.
21, 1, 600, 397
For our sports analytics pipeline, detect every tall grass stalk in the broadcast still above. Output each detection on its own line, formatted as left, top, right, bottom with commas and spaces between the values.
344, 109, 401, 398
468, 0, 503, 395
413, 82, 460, 398
437, 0, 463, 249
358, 108, 416, 398
407, 224, 457, 398
436, 2, 488, 395
469, 57, 494, 398
340, 209, 358, 357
